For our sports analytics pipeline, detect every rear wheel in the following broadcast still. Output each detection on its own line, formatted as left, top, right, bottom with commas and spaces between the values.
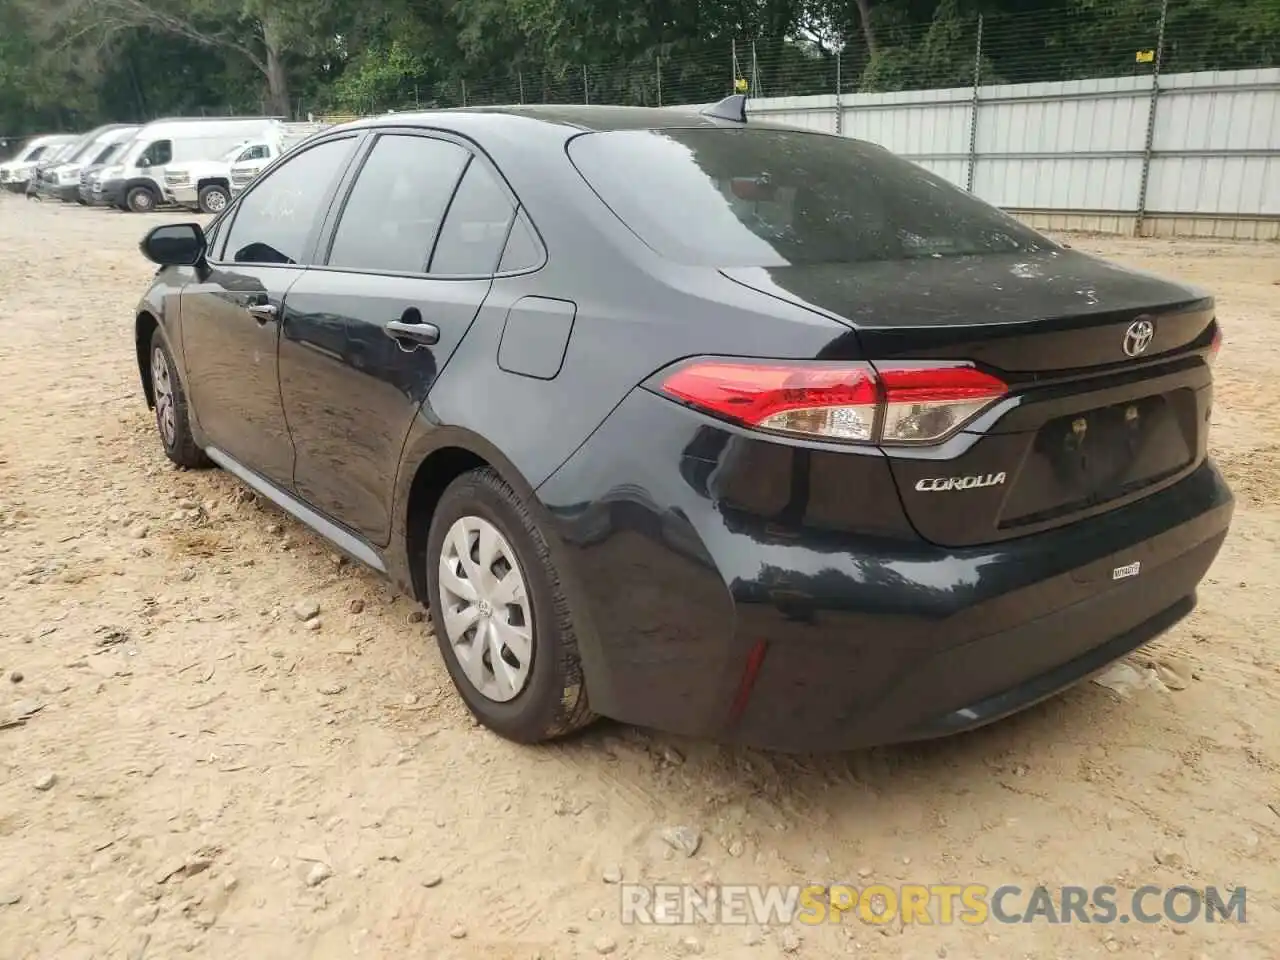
198, 184, 230, 214
425, 468, 595, 742
149, 328, 209, 469
126, 185, 157, 213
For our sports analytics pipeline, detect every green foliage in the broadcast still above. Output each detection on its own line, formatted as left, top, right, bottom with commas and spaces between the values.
1, 0, 1278, 136
858, 0, 987, 91
329, 39, 433, 112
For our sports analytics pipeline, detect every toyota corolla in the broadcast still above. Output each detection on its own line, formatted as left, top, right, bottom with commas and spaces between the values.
132, 97, 1232, 751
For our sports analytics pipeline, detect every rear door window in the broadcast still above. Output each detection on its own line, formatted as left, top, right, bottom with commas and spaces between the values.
497, 209, 543, 273
327, 134, 470, 274
567, 128, 1050, 267
429, 159, 517, 276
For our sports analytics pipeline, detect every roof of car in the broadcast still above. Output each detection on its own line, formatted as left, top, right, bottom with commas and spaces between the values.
344, 102, 783, 134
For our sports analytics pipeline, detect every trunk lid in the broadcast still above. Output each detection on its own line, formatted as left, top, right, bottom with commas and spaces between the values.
722, 250, 1218, 548
721, 248, 1213, 373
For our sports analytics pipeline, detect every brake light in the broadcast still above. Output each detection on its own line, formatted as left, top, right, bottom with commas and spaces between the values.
1208, 325, 1222, 364
659, 360, 879, 441
656, 359, 1007, 445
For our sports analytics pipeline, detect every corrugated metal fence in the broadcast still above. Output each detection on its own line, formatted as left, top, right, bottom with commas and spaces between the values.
749, 67, 1280, 240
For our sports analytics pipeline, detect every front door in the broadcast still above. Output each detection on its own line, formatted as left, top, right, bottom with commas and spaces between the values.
178, 135, 361, 489
180, 263, 303, 485
278, 132, 519, 544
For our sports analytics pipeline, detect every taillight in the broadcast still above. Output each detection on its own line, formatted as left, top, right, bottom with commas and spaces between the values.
655, 358, 1007, 445
876, 364, 1008, 444
1208, 324, 1222, 364
658, 360, 879, 442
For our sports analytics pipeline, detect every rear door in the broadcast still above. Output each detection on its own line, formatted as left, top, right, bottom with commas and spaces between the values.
278, 130, 518, 545
179, 135, 359, 487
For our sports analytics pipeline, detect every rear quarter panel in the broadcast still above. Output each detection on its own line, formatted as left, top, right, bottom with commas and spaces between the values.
412, 120, 855, 499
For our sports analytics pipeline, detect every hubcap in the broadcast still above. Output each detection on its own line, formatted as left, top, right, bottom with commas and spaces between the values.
151, 346, 176, 448
206, 191, 227, 212
437, 516, 533, 702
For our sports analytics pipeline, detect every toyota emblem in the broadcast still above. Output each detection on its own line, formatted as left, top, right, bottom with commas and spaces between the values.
1123, 318, 1155, 357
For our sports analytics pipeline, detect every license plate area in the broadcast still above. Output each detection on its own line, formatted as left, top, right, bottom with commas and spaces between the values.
999, 390, 1196, 530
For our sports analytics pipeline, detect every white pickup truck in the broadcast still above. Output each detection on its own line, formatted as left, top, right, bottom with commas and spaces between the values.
164, 123, 329, 213
164, 139, 280, 214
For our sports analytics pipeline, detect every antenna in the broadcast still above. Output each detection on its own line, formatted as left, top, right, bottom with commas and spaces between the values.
701, 94, 748, 123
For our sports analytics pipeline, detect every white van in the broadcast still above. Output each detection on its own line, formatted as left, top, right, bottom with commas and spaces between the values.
95, 117, 286, 212
0, 134, 78, 192
164, 138, 277, 214
39, 124, 141, 202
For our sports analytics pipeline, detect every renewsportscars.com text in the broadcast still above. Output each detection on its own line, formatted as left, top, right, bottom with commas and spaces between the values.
620, 883, 1247, 926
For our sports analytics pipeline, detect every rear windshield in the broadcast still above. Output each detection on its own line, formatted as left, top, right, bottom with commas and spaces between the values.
567, 128, 1050, 267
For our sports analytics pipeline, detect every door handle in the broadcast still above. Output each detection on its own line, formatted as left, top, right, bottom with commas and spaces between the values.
246, 302, 277, 323
385, 319, 440, 349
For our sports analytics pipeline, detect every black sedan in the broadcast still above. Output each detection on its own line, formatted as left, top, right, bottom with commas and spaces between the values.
134, 96, 1232, 751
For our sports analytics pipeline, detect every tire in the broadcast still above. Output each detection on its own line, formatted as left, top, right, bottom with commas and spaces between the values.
149, 328, 210, 469
198, 184, 230, 215
426, 468, 595, 743
126, 185, 157, 213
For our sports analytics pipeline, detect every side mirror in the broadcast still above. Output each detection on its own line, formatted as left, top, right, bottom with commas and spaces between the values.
141, 223, 206, 267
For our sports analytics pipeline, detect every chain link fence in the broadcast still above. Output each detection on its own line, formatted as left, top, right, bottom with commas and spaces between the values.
317, 0, 1275, 117
9, 1, 1276, 129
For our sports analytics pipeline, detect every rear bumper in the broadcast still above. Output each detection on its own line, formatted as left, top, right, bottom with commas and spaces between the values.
536, 388, 1233, 752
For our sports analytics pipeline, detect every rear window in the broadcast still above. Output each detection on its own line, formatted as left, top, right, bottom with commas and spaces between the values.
567, 128, 1050, 267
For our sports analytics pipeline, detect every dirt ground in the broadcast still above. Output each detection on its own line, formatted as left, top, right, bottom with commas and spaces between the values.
0, 195, 1277, 960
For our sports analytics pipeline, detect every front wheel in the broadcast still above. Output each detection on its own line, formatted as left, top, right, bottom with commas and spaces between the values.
425, 468, 595, 743
198, 184, 230, 214
126, 186, 157, 213
149, 328, 209, 469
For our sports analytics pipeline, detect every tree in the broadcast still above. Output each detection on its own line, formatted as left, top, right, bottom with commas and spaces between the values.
3, 0, 1279, 133
15, 0, 344, 116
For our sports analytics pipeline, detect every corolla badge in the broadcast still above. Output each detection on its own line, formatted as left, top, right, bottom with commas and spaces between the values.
915, 472, 1007, 492
1123, 318, 1155, 357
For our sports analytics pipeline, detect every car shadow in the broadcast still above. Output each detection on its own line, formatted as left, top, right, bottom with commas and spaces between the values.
551, 675, 1136, 807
